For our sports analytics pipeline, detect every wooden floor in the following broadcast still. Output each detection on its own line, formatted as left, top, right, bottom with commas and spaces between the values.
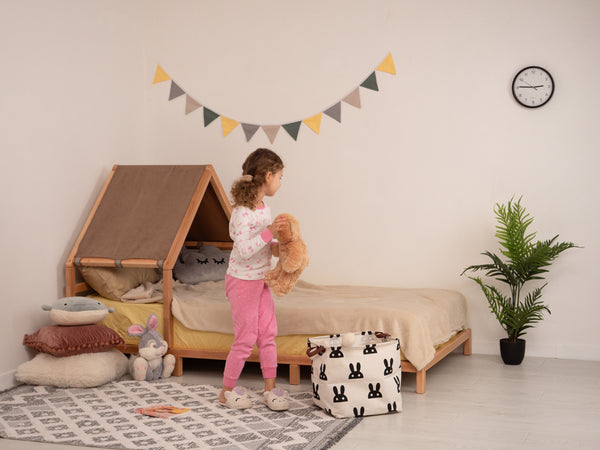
2, 353, 599, 449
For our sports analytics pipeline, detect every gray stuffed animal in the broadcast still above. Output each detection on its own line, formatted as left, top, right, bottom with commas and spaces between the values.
173, 245, 230, 284
127, 313, 175, 381
42, 297, 114, 326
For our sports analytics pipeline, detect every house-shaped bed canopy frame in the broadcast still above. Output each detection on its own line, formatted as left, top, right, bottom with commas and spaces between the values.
65, 165, 233, 372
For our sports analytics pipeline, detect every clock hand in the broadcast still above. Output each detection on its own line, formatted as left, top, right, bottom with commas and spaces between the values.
518, 85, 544, 88
517, 79, 542, 90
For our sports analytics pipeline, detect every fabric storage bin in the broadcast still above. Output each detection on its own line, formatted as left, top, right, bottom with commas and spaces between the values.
306, 331, 402, 418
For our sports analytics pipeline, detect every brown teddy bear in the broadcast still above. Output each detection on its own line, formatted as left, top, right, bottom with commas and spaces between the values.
265, 213, 309, 297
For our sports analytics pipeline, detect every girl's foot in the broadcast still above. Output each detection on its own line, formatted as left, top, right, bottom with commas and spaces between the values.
219, 386, 252, 409
263, 387, 289, 411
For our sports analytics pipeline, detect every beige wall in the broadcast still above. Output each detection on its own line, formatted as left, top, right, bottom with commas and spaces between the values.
0, 1, 145, 389
1, 0, 599, 390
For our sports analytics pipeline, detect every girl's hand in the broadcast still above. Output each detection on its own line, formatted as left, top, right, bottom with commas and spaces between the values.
268, 216, 287, 235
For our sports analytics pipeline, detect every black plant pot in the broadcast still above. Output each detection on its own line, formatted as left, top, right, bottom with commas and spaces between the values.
499, 338, 526, 365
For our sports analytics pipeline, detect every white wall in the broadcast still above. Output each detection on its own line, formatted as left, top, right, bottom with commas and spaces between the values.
1, 0, 598, 390
0, 1, 146, 389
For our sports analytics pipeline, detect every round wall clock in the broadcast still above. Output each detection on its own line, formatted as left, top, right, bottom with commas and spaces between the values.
512, 66, 554, 108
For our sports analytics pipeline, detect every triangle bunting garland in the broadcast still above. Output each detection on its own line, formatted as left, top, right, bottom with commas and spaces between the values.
152, 52, 395, 143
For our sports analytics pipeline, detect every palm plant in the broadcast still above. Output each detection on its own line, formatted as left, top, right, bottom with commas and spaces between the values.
462, 197, 579, 343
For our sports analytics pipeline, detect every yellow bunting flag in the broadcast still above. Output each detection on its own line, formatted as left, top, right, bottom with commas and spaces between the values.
221, 116, 240, 137
303, 113, 322, 134
376, 53, 396, 75
153, 65, 171, 84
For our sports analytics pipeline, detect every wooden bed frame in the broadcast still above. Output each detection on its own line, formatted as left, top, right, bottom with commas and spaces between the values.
65, 164, 472, 394
69, 277, 471, 394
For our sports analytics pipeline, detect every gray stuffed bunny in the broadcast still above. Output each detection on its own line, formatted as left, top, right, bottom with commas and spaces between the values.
127, 313, 176, 381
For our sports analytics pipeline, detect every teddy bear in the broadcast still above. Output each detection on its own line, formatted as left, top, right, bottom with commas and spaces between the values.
264, 213, 309, 297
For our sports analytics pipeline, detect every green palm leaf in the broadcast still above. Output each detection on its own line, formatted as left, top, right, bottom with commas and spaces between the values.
462, 197, 579, 343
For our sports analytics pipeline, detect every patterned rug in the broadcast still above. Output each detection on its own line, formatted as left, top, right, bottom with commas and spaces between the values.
0, 380, 361, 449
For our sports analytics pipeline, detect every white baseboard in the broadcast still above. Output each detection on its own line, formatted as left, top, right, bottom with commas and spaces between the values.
0, 369, 20, 392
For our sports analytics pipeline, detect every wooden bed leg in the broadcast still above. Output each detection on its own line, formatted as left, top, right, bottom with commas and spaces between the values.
463, 329, 472, 355
173, 356, 183, 377
416, 369, 426, 394
288, 364, 300, 385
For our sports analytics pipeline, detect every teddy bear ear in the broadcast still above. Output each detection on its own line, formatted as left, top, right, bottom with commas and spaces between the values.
288, 217, 300, 239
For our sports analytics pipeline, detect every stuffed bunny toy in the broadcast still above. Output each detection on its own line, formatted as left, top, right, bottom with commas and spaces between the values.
127, 313, 176, 381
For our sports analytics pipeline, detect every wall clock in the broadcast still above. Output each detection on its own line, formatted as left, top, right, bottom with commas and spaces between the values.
512, 66, 554, 108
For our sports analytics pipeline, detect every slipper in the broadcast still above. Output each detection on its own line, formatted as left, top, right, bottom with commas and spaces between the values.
219, 386, 252, 409
263, 387, 289, 411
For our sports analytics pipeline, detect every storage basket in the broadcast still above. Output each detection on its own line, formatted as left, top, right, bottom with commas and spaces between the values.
306, 331, 402, 418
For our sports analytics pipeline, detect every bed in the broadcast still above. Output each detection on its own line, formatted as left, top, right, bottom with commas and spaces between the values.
72, 277, 471, 394
64, 164, 471, 393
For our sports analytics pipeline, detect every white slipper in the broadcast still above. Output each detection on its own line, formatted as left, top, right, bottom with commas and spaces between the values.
219, 386, 252, 409
263, 387, 289, 411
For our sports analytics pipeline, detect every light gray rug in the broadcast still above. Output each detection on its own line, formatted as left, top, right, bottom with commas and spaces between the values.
0, 380, 361, 449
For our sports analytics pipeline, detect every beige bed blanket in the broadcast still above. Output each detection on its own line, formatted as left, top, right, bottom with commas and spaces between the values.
123, 280, 467, 371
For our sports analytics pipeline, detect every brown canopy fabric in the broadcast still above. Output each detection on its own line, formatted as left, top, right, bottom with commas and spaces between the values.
75, 165, 231, 262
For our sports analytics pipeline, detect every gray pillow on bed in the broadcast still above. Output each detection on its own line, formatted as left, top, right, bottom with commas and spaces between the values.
173, 245, 230, 284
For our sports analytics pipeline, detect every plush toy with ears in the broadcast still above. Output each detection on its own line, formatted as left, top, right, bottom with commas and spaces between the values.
265, 213, 309, 297
127, 314, 176, 381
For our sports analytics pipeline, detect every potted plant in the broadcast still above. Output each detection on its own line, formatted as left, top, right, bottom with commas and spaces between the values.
462, 197, 579, 365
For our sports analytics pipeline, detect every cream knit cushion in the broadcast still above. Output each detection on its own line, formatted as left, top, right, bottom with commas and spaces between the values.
16, 349, 128, 388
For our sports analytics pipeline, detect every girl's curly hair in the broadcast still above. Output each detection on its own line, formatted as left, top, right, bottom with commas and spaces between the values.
231, 148, 284, 210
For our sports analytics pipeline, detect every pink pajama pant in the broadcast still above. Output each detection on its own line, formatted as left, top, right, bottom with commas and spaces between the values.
223, 274, 278, 388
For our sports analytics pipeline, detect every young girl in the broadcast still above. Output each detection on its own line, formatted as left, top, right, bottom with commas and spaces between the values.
218, 148, 289, 411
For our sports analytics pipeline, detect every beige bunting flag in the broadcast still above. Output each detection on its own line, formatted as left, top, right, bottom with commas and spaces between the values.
262, 126, 280, 144
342, 88, 361, 108
185, 95, 201, 115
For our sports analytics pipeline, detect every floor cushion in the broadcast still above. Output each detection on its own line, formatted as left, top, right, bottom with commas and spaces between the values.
16, 349, 128, 388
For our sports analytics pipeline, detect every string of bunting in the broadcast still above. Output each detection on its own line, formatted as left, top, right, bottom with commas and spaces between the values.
152, 53, 396, 143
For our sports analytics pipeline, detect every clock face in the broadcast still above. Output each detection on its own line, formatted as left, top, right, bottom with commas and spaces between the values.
512, 66, 554, 108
